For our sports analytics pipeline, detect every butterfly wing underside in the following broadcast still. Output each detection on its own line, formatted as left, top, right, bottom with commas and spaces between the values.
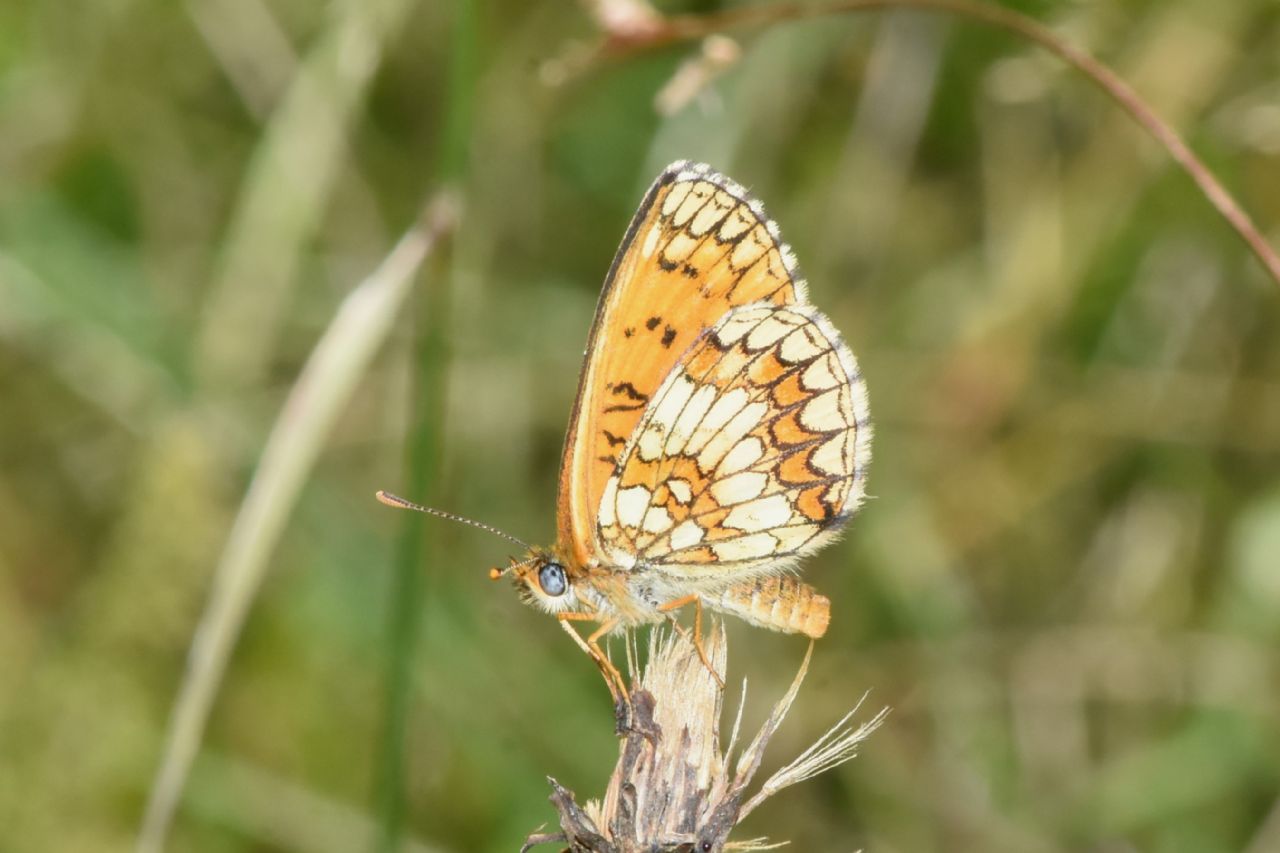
598, 303, 870, 578
557, 162, 807, 569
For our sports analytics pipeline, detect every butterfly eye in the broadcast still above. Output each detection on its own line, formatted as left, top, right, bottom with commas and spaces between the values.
538, 562, 567, 597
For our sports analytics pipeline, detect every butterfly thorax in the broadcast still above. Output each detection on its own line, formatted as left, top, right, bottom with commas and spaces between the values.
510, 544, 610, 618
512, 542, 672, 629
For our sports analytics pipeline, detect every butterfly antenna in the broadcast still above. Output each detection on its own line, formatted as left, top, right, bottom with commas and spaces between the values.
489, 554, 539, 582
374, 490, 532, 552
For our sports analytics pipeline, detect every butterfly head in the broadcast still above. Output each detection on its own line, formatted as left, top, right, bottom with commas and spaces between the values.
493, 547, 585, 615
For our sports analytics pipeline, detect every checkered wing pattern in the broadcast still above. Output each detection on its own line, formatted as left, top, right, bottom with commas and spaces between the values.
596, 302, 870, 579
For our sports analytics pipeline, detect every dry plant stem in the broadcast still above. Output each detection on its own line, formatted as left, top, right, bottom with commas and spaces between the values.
525, 625, 886, 852
193, 0, 420, 389
591, 0, 1280, 291
136, 197, 456, 853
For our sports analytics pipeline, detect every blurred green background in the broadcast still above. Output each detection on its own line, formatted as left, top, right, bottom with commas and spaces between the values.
2, 0, 1279, 851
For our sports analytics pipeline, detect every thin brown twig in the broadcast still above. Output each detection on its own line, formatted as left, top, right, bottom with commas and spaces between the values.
586, 0, 1280, 292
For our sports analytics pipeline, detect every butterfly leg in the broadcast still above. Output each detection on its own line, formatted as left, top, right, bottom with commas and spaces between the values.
557, 613, 629, 708
658, 594, 725, 689
585, 618, 628, 706
584, 618, 662, 737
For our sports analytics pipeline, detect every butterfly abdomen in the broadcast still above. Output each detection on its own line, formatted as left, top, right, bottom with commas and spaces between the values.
708, 574, 830, 638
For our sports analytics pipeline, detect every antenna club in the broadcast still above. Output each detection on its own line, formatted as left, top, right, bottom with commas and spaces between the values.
488, 568, 502, 581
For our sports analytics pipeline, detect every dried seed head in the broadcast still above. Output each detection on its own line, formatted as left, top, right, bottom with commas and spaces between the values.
525, 623, 887, 852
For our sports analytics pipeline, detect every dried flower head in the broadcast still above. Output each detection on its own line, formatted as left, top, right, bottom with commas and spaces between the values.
523, 624, 887, 852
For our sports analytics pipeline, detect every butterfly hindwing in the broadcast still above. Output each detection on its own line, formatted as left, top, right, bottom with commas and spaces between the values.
597, 302, 870, 580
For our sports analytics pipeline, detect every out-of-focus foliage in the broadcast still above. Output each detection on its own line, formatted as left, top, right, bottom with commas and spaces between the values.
1, 1, 1278, 851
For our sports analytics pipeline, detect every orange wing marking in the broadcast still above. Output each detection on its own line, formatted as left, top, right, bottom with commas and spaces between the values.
556, 162, 808, 570
597, 302, 869, 576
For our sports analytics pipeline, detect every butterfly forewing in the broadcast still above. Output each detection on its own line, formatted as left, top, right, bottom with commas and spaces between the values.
597, 303, 870, 578
557, 163, 807, 568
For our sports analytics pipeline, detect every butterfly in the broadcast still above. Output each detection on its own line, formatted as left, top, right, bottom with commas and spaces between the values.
380, 162, 870, 700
